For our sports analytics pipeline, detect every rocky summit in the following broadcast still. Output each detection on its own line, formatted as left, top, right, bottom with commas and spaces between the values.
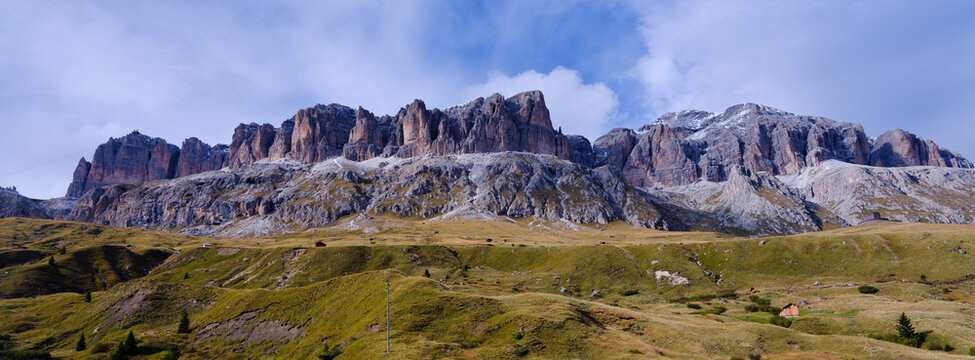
9, 91, 975, 237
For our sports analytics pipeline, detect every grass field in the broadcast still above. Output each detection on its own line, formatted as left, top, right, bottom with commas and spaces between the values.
1, 217, 974, 359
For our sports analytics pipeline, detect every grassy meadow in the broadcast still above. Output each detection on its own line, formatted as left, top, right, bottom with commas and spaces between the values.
0, 217, 974, 359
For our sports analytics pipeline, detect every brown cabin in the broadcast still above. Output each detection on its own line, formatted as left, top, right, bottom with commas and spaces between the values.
314, 241, 327, 247
779, 303, 799, 318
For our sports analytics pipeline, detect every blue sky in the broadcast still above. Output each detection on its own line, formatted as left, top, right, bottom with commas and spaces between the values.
2, 1, 974, 199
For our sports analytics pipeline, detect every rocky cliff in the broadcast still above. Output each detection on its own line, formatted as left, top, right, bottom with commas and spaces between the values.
0, 187, 48, 219
64, 94, 971, 199
229, 91, 586, 168
12, 90, 975, 237
593, 103, 971, 187
48, 153, 975, 238
61, 153, 681, 237
66, 132, 229, 198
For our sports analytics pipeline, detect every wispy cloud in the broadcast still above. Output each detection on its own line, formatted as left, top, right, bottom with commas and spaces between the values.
464, 67, 619, 140
631, 0, 975, 151
1, 1, 973, 198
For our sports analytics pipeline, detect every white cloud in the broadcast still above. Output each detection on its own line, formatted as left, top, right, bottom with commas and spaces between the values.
463, 67, 619, 140
629, 0, 975, 158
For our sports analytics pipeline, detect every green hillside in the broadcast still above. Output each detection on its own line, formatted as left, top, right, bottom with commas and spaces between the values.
0, 218, 973, 359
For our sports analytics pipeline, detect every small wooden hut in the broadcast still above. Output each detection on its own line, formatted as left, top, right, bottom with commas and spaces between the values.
779, 303, 799, 318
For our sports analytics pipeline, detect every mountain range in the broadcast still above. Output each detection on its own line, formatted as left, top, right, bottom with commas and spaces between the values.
3, 90, 973, 237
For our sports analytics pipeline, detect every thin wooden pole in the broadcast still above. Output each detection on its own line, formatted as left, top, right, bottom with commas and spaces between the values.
385, 278, 390, 354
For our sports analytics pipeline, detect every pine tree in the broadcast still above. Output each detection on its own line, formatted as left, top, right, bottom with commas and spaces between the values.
59, 247, 67, 255
122, 330, 137, 355
896, 313, 915, 339
423, 269, 431, 277
85, 292, 92, 303
76, 333, 86, 351
177, 311, 191, 334
48, 256, 55, 266
183, 272, 189, 280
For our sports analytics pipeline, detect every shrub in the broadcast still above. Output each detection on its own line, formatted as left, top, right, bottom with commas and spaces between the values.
317, 344, 342, 360
0, 350, 51, 359
162, 346, 180, 360
969, 347, 975, 356
769, 316, 792, 328
686, 303, 702, 309
84, 292, 92, 303
858, 285, 879, 294
620, 289, 639, 296
748, 354, 762, 360
745, 304, 777, 313
90, 342, 113, 353
944, 344, 954, 352
423, 269, 431, 277
717, 289, 737, 298
749, 296, 771, 306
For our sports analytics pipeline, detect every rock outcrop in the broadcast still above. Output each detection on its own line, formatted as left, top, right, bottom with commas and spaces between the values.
176, 137, 229, 177
61, 153, 681, 237
67, 132, 179, 197
781, 160, 975, 225
595, 103, 969, 187
238, 91, 584, 167
0, 187, 48, 219
228, 123, 276, 168
53, 152, 975, 238
66, 132, 229, 198
870, 129, 971, 168
65, 158, 92, 198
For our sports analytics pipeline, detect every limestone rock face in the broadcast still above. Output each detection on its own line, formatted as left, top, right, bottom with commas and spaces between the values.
594, 103, 968, 187
228, 123, 276, 168
0, 187, 48, 219
343, 107, 394, 161
59, 153, 680, 237
43, 154, 975, 238
336, 91, 577, 162
267, 119, 294, 160
15, 91, 974, 238
66, 158, 92, 198
176, 137, 229, 177
66, 133, 229, 198
870, 129, 971, 168
567, 135, 595, 168
72, 132, 180, 196
288, 104, 357, 163
781, 160, 975, 225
